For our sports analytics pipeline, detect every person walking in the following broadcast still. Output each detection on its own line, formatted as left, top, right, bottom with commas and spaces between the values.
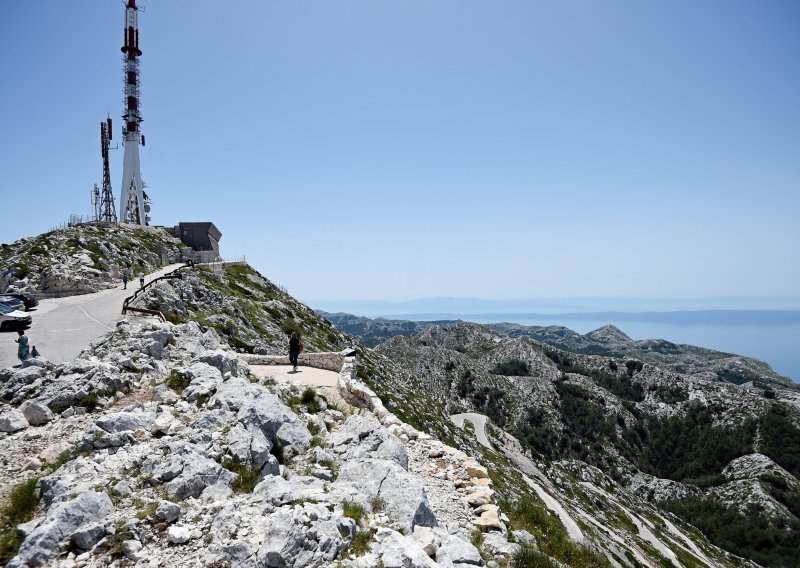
15, 330, 29, 364
122, 273, 128, 289
139, 272, 145, 289
288, 332, 301, 372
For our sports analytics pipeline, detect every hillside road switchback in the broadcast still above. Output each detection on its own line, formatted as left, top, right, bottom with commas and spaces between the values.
450, 412, 492, 449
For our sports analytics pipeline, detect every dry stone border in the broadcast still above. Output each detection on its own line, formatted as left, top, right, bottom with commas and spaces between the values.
335, 356, 517, 546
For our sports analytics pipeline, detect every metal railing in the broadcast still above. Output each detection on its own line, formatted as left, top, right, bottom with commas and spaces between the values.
121, 262, 190, 320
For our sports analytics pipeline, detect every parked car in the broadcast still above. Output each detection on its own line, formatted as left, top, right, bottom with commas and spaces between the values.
0, 296, 26, 312
2, 292, 38, 310
0, 303, 32, 331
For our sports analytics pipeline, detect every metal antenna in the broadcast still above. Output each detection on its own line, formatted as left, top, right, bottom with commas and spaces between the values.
118, 0, 151, 225
99, 116, 118, 222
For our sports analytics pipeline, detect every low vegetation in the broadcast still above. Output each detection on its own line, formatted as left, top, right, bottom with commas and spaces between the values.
502, 494, 612, 568
0, 478, 40, 564
663, 497, 800, 567
222, 458, 262, 493
490, 359, 530, 376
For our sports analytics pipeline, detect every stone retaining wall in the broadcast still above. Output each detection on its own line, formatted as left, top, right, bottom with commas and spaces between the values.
241, 352, 345, 372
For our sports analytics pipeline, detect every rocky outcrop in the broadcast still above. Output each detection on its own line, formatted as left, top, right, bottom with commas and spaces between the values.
0, 224, 185, 296
0, 318, 514, 567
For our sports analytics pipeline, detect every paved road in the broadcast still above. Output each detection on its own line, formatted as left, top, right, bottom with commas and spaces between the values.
1, 264, 183, 370
450, 412, 492, 449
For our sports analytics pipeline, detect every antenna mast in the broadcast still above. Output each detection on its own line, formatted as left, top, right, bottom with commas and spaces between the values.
99, 116, 117, 222
118, 0, 151, 225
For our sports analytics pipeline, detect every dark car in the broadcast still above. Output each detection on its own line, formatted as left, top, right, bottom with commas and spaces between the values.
1, 292, 38, 310
0, 296, 26, 312
0, 303, 31, 330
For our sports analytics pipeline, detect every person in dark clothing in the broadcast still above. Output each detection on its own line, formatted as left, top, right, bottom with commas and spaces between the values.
288, 332, 300, 372
122, 273, 128, 289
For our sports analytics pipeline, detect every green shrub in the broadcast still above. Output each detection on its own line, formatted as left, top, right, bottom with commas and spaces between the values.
166, 370, 190, 393
106, 520, 134, 558
490, 359, 530, 376
280, 317, 301, 337
347, 528, 376, 556
664, 496, 800, 567
624, 360, 644, 376
370, 497, 385, 512
470, 528, 484, 547
270, 439, 286, 465
301, 388, 321, 412
760, 403, 800, 477
342, 501, 366, 523
223, 457, 261, 493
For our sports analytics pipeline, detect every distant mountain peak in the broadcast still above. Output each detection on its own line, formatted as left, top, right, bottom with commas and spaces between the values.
584, 324, 631, 343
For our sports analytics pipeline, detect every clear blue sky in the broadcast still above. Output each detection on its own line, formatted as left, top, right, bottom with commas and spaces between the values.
1, 1, 798, 304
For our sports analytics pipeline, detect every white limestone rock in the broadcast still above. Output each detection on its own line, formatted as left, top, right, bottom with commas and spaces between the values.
7, 491, 113, 568
0, 407, 28, 432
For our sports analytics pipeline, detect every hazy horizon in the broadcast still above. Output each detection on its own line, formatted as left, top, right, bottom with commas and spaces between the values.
311, 295, 800, 317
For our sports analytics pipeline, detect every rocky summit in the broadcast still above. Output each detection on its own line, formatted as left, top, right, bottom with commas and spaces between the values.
0, 224, 185, 297
2, 225, 800, 567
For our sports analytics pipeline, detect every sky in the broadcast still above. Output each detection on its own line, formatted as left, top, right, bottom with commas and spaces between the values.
1, 0, 798, 306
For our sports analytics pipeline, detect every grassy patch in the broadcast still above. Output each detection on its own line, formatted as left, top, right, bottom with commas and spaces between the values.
370, 497, 385, 513
0, 478, 41, 564
346, 528, 376, 556
136, 502, 159, 520
222, 458, 261, 493
502, 494, 611, 568
511, 547, 559, 568
342, 501, 366, 523
106, 520, 135, 558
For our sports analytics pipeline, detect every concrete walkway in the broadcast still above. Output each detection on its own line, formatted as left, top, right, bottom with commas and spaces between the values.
249, 364, 346, 407
0, 264, 184, 369
450, 412, 492, 449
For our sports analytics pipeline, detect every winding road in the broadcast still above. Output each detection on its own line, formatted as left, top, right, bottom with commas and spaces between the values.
0, 264, 183, 369
450, 412, 492, 448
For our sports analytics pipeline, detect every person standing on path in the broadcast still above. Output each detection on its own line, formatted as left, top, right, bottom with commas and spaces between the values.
15, 330, 29, 364
139, 272, 145, 289
288, 332, 301, 372
122, 273, 128, 289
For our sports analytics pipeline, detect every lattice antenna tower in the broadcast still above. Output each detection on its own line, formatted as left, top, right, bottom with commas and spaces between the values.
99, 117, 118, 222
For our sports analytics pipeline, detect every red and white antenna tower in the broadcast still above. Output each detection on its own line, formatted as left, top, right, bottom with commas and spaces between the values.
118, 0, 151, 225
